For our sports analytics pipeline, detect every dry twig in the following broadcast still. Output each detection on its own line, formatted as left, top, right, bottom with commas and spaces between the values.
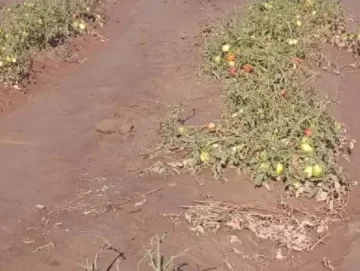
138, 234, 193, 271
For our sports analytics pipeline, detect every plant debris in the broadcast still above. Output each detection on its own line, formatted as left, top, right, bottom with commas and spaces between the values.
180, 200, 342, 252
138, 234, 194, 271
323, 257, 335, 270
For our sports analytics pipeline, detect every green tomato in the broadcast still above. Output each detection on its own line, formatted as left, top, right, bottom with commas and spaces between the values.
276, 163, 284, 175
312, 164, 323, 177
301, 136, 310, 144
304, 165, 313, 178
79, 22, 86, 31
213, 55, 221, 64
222, 44, 230, 53
301, 143, 314, 153
177, 126, 187, 135
200, 150, 210, 163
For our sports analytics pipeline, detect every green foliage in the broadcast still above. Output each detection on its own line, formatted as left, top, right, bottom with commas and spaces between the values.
0, 0, 103, 82
161, 0, 354, 199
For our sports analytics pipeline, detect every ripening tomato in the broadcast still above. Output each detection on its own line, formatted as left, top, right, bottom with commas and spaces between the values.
242, 63, 254, 73
226, 54, 235, 62
207, 122, 216, 131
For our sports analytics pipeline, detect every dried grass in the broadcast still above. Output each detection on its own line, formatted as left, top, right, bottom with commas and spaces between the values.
138, 234, 193, 271
180, 200, 344, 252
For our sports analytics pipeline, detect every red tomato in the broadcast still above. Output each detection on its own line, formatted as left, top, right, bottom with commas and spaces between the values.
304, 128, 312, 136
292, 57, 303, 65
229, 67, 237, 76
280, 89, 287, 97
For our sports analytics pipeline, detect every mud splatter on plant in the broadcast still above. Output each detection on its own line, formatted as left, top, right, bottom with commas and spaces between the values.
160, 0, 356, 201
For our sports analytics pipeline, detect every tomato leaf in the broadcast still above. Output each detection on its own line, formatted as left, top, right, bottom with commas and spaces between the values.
254, 173, 265, 187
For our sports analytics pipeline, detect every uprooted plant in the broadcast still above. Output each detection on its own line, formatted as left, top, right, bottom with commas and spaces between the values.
157, 0, 357, 203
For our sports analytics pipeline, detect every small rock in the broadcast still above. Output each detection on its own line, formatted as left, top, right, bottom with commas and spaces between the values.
229, 235, 240, 244
118, 123, 134, 134
95, 118, 133, 134
95, 118, 120, 134
262, 182, 271, 191
83, 210, 93, 215
317, 224, 328, 233
35, 204, 46, 210
275, 249, 284, 260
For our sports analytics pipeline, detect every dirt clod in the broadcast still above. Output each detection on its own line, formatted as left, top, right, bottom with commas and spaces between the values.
95, 119, 134, 134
